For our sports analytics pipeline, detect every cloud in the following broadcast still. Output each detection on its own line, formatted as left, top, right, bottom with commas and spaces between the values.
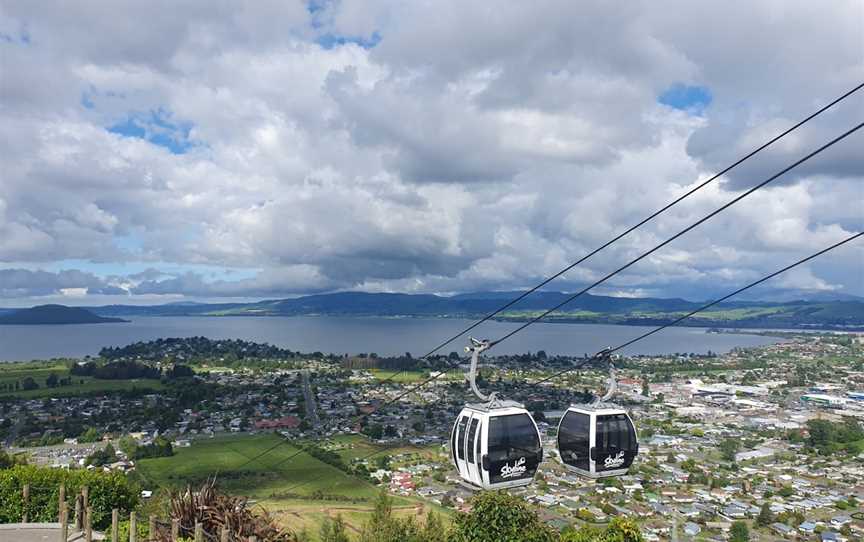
0, 0, 861, 305
0, 268, 108, 298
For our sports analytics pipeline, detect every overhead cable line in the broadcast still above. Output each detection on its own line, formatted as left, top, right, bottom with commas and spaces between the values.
379, 82, 864, 375
316, 119, 864, 420
237, 118, 863, 475
489, 121, 864, 347
281, 230, 862, 495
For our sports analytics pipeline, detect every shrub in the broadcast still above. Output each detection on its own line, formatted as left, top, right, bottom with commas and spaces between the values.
450, 491, 557, 542
561, 517, 644, 542
0, 465, 138, 529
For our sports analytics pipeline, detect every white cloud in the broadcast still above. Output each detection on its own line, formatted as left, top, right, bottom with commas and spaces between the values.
0, 0, 861, 305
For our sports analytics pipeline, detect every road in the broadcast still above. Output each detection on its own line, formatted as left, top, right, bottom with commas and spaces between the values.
301, 370, 321, 427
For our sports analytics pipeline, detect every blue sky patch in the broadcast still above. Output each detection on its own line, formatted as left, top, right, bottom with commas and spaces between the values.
317, 31, 381, 50
108, 109, 195, 154
658, 84, 712, 114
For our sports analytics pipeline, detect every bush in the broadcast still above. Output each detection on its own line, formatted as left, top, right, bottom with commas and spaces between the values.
561, 518, 644, 542
729, 521, 749, 542
450, 491, 557, 542
0, 465, 138, 529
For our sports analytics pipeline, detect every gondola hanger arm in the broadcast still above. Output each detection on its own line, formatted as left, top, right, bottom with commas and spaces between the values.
465, 337, 496, 403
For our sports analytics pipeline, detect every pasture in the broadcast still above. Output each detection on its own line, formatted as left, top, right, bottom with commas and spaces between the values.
0, 360, 163, 398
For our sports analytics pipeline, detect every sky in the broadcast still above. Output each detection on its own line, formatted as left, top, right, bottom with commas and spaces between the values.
0, 0, 862, 307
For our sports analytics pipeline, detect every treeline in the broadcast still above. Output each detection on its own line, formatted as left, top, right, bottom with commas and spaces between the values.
790, 418, 864, 455
118, 435, 174, 460
341, 353, 454, 371
71, 361, 193, 380
99, 337, 308, 362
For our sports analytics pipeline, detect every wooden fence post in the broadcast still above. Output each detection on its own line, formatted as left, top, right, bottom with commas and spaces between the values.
59, 502, 68, 542
171, 518, 179, 541
112, 508, 119, 542
220, 525, 228, 542
22, 483, 29, 522
85, 506, 93, 542
74, 494, 82, 529
148, 515, 157, 542
130, 511, 137, 542
194, 521, 203, 542
58, 483, 66, 521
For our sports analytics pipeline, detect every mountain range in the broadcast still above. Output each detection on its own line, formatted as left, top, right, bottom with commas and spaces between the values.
0, 291, 861, 329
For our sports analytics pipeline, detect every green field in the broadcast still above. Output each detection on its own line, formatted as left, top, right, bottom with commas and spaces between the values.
0, 361, 163, 398
137, 434, 382, 500
135, 434, 447, 539
329, 434, 443, 464
367, 369, 429, 383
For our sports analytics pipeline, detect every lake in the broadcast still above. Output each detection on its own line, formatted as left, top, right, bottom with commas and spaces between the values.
0, 316, 787, 362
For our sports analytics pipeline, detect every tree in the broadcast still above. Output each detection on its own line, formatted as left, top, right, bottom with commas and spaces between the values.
79, 427, 101, 443
641, 375, 650, 397
0, 450, 27, 469
421, 510, 448, 542
365, 424, 384, 440
756, 502, 773, 526
719, 438, 740, 462
86, 443, 117, 467
729, 521, 749, 542
807, 419, 834, 449
562, 517, 644, 542
118, 435, 138, 458
320, 514, 350, 542
450, 491, 557, 542
45, 373, 59, 388
358, 490, 420, 542
777, 486, 795, 498
21, 377, 39, 391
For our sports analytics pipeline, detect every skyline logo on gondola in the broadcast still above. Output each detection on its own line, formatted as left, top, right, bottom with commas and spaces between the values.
603, 451, 626, 469
500, 457, 527, 478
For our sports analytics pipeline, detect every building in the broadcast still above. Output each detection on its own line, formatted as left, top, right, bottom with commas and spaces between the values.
735, 447, 776, 462
800, 394, 847, 408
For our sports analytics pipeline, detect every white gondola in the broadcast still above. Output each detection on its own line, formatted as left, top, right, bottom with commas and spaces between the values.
556, 354, 639, 478
450, 339, 543, 490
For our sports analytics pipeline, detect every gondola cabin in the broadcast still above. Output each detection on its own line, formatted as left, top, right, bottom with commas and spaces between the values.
556, 405, 638, 478
450, 401, 543, 490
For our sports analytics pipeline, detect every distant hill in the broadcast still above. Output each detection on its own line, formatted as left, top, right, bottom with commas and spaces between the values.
76, 291, 864, 330
0, 304, 129, 325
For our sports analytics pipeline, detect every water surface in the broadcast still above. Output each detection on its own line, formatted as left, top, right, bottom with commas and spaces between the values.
0, 316, 787, 362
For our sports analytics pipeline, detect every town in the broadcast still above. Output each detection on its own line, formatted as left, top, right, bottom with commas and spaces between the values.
2, 332, 862, 541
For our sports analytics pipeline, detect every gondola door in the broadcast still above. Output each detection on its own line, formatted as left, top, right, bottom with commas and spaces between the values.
592, 412, 638, 476
464, 416, 482, 486
453, 414, 470, 481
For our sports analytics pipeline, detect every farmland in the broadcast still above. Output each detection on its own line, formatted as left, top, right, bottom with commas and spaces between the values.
137, 433, 381, 500
0, 360, 164, 399
135, 433, 448, 539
